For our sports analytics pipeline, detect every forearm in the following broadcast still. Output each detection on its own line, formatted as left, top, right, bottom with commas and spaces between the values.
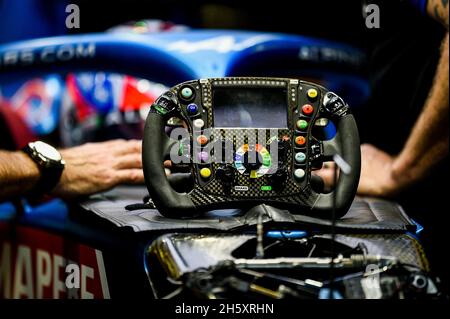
392, 33, 449, 187
0, 150, 40, 201
427, 0, 449, 29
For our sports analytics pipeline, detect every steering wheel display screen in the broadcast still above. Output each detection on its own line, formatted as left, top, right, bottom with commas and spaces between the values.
212, 87, 288, 128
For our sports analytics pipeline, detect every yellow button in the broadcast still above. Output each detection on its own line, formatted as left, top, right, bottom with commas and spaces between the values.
307, 88, 318, 99
250, 170, 258, 179
200, 167, 211, 179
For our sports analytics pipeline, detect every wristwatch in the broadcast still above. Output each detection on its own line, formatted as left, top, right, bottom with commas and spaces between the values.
22, 141, 66, 196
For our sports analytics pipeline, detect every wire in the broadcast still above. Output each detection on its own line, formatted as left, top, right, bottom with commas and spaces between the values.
161, 287, 183, 299
328, 158, 339, 298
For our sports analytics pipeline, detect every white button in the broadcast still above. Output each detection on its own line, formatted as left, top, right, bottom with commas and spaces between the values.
181, 87, 193, 99
193, 119, 204, 129
294, 168, 306, 180
295, 152, 306, 164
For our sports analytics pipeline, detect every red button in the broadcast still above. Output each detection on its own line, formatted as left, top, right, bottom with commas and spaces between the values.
197, 135, 209, 146
295, 136, 306, 146
302, 104, 314, 115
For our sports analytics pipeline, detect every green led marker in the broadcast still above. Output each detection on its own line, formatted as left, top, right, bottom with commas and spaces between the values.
261, 185, 272, 191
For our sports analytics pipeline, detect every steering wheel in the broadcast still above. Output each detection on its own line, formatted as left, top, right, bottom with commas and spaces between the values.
143, 77, 360, 218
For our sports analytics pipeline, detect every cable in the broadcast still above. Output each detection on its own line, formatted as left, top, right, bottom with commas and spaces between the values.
161, 287, 183, 299
328, 158, 339, 298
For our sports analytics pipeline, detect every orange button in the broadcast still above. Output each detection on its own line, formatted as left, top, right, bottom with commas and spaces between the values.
295, 136, 306, 146
197, 135, 209, 146
302, 104, 314, 115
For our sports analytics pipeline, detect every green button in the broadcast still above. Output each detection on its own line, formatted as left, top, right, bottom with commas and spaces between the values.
262, 155, 271, 167
261, 185, 272, 191
181, 87, 193, 99
296, 119, 308, 130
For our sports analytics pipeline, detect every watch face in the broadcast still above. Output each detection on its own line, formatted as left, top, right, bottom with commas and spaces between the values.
32, 141, 62, 162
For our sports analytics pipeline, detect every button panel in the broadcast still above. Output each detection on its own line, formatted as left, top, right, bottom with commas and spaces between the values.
171, 78, 324, 196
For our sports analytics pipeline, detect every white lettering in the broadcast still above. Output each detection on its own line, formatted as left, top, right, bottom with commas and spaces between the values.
20, 49, 34, 65
41, 47, 56, 63
81, 265, 94, 299
57, 45, 75, 61
36, 249, 51, 298
13, 245, 34, 298
76, 43, 96, 58
4, 51, 18, 66
52, 254, 66, 298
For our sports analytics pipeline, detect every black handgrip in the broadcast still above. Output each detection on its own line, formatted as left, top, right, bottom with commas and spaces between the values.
142, 111, 196, 217
312, 114, 361, 217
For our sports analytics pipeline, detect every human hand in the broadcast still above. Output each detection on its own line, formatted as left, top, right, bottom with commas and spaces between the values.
314, 144, 403, 198
356, 144, 401, 197
51, 139, 144, 198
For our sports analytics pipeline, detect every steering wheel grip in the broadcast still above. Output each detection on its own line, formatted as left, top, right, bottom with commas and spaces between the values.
312, 114, 361, 217
142, 111, 196, 218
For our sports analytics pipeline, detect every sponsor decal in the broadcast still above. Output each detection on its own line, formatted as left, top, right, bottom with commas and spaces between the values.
0, 43, 96, 69
0, 223, 109, 299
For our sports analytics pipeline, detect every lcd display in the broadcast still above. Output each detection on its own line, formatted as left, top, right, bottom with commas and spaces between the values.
212, 88, 288, 128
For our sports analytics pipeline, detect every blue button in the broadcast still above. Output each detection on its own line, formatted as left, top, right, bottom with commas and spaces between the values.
187, 103, 198, 114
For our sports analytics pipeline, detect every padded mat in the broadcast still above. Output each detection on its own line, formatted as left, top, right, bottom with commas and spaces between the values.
80, 185, 416, 233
